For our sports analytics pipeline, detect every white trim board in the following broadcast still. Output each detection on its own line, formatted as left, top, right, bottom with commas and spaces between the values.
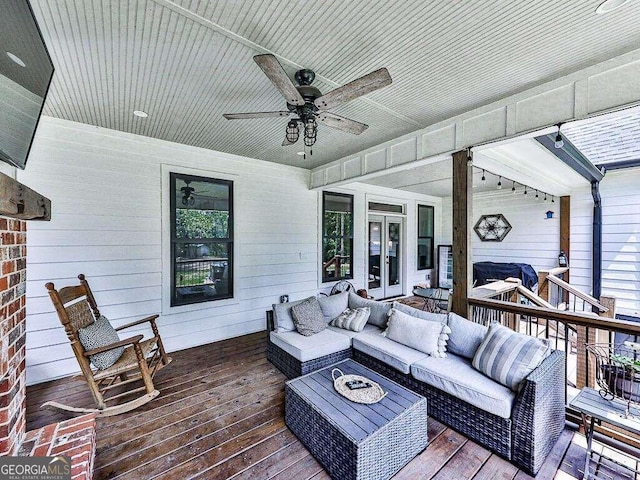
311, 48, 640, 189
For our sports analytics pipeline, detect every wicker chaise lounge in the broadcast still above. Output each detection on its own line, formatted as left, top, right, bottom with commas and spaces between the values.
266, 293, 564, 475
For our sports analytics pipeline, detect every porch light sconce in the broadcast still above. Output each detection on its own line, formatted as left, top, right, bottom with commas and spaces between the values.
554, 123, 564, 149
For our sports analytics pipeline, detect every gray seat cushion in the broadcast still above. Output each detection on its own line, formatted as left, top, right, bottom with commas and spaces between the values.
269, 329, 351, 362
411, 354, 516, 419
352, 333, 428, 374
327, 323, 382, 339
272, 298, 310, 332
318, 291, 349, 323
392, 301, 448, 323
348, 292, 392, 327
447, 312, 488, 359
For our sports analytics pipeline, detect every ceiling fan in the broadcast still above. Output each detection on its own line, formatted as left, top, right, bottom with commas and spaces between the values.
223, 54, 392, 151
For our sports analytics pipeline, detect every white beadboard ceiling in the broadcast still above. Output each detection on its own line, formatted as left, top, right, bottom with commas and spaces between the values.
363, 138, 587, 198
30, 0, 640, 169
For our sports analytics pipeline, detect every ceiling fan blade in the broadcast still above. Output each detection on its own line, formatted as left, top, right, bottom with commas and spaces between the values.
254, 54, 305, 106
317, 112, 368, 135
223, 111, 291, 120
314, 68, 392, 110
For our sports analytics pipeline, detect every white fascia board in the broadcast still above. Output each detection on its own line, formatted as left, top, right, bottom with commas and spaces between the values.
311, 48, 640, 190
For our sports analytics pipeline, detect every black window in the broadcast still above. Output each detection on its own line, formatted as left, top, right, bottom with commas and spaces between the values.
417, 204, 434, 270
322, 192, 353, 283
170, 173, 233, 306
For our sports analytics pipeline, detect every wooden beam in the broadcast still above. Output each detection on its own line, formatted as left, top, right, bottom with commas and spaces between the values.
0, 172, 51, 221
451, 150, 472, 318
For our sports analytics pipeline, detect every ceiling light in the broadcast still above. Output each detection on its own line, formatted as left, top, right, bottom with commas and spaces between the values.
524, 186, 528, 195
481, 169, 486, 182
133, 110, 148, 118
596, 0, 631, 14
6, 52, 25, 67
512, 181, 516, 193
554, 123, 564, 149
286, 120, 299, 144
497, 176, 502, 190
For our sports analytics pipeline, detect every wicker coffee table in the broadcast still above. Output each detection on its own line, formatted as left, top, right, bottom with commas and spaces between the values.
285, 359, 428, 480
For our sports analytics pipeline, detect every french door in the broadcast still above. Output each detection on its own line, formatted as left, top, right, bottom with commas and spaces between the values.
368, 215, 403, 299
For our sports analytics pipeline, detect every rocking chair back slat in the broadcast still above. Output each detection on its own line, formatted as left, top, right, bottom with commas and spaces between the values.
56, 284, 90, 306
65, 300, 95, 331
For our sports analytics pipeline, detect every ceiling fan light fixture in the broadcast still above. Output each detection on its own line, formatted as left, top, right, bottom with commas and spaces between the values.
286, 120, 299, 144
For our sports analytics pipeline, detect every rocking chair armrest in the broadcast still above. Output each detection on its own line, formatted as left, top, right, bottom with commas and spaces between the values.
83, 334, 144, 357
114, 315, 159, 331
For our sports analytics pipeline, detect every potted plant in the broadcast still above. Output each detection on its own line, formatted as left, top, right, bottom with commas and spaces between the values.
601, 351, 640, 404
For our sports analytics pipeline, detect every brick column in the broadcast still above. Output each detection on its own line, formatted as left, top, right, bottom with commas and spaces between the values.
0, 217, 27, 456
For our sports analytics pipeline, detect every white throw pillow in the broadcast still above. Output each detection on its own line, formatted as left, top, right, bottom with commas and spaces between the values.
318, 291, 349, 323
383, 308, 451, 357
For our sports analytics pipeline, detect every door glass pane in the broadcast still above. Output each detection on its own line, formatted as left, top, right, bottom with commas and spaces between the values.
417, 238, 433, 270
368, 221, 382, 289
388, 222, 400, 286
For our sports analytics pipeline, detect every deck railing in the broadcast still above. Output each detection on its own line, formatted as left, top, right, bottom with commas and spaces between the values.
467, 291, 640, 448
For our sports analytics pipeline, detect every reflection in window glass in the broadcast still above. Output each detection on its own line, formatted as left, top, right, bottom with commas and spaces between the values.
170, 173, 233, 306
417, 205, 434, 270
322, 192, 354, 282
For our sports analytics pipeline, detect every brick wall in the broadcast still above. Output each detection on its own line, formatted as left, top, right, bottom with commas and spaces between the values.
19, 414, 97, 480
0, 217, 27, 456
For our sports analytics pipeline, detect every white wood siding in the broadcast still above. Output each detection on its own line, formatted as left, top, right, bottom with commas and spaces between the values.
471, 192, 560, 273
441, 169, 640, 318
19, 117, 318, 385
570, 169, 640, 318
441, 191, 560, 279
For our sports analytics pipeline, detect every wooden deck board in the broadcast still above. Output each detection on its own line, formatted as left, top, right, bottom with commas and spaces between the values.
25, 332, 635, 480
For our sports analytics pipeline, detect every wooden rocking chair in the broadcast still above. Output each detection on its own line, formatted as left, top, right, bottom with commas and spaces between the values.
43, 274, 172, 416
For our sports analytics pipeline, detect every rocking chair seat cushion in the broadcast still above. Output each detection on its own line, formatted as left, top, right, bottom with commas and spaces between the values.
78, 315, 124, 370
93, 338, 157, 380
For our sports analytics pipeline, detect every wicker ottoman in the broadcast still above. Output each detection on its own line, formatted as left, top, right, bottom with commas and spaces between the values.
285, 359, 428, 480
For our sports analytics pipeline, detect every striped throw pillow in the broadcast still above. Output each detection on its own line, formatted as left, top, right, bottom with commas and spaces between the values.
330, 307, 370, 332
472, 322, 551, 391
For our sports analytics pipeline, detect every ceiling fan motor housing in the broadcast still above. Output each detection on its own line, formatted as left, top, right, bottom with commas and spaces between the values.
294, 68, 315, 86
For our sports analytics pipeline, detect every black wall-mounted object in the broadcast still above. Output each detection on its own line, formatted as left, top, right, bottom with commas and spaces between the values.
0, 0, 55, 170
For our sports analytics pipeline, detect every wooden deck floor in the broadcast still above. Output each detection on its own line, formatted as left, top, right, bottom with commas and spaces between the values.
26, 332, 637, 480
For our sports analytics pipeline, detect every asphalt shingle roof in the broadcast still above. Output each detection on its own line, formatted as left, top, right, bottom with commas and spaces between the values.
563, 109, 640, 167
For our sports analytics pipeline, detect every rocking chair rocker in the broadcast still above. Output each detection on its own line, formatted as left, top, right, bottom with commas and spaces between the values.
44, 274, 172, 416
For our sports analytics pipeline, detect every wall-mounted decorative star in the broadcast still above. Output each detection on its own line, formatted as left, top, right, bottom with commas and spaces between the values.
474, 214, 512, 242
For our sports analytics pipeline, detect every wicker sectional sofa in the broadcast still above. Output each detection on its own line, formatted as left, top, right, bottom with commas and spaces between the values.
266, 292, 565, 475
